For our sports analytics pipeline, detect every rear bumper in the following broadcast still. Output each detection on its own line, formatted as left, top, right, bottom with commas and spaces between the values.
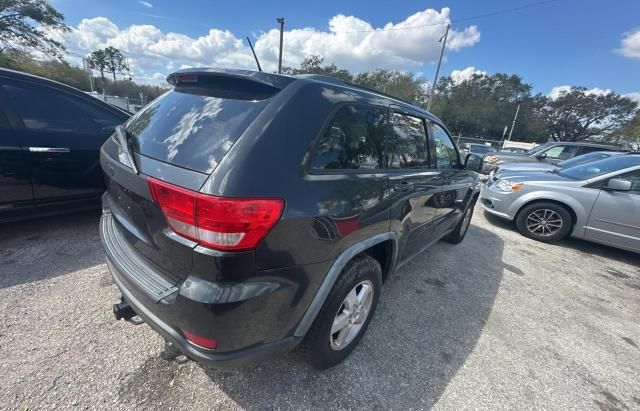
107, 256, 300, 368
99, 206, 322, 368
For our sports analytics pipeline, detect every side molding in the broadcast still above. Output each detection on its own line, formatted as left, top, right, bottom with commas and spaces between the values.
293, 232, 398, 337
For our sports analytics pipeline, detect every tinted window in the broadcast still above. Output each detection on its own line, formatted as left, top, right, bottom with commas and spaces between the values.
125, 89, 270, 174
309, 105, 386, 170
429, 122, 460, 169
558, 156, 640, 180
470, 144, 495, 154
1, 81, 123, 134
557, 152, 616, 169
526, 143, 551, 156
543, 145, 580, 160
387, 113, 429, 169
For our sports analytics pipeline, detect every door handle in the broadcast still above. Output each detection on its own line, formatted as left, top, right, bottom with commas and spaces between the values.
28, 147, 70, 153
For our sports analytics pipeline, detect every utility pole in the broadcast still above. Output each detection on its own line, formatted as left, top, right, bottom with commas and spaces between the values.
427, 23, 450, 112
82, 57, 94, 92
507, 102, 521, 141
277, 17, 285, 74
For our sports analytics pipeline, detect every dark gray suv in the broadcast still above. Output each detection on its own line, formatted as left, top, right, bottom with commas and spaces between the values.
100, 68, 481, 369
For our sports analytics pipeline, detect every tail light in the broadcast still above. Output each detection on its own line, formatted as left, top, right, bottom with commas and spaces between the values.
181, 329, 217, 350
148, 177, 284, 251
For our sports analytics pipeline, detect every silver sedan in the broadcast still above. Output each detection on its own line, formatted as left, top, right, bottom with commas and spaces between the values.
480, 155, 640, 253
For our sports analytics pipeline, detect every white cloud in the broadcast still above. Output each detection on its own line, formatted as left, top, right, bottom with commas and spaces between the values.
449, 66, 486, 84
623, 92, 640, 104
548, 85, 613, 100
138, 1, 153, 8
56, 7, 480, 84
616, 28, 640, 59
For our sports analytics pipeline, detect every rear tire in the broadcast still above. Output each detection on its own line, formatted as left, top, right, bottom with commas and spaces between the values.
516, 202, 572, 243
301, 254, 381, 370
443, 200, 476, 244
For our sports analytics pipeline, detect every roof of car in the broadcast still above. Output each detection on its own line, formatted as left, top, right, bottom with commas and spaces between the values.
169, 67, 438, 120
543, 141, 620, 149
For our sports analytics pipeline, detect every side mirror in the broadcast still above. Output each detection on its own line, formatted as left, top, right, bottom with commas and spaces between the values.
464, 153, 483, 172
604, 178, 632, 192
535, 153, 547, 160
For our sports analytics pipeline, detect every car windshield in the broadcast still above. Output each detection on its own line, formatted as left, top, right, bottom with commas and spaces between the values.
525, 143, 551, 156
471, 145, 495, 154
556, 152, 615, 169
557, 155, 640, 180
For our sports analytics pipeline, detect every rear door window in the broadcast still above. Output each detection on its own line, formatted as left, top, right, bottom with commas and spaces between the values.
125, 90, 270, 174
308, 105, 386, 171
387, 112, 429, 169
0, 80, 123, 134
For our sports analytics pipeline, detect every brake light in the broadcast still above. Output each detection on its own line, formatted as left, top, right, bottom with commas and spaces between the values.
148, 177, 284, 251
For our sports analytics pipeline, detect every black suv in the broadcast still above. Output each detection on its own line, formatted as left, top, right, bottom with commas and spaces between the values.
100, 68, 480, 369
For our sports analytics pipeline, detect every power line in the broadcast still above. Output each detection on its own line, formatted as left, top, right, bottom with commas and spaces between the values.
288, 0, 561, 34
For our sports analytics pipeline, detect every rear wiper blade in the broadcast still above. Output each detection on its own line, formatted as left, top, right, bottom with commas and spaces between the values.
115, 125, 139, 175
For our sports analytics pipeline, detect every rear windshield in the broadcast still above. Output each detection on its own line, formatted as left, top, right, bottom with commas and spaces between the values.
557, 155, 640, 180
125, 89, 270, 173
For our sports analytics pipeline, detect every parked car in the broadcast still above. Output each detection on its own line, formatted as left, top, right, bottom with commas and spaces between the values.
488, 150, 628, 180
462, 142, 496, 157
480, 141, 620, 174
101, 68, 481, 370
480, 155, 640, 252
0, 69, 130, 222
499, 147, 528, 154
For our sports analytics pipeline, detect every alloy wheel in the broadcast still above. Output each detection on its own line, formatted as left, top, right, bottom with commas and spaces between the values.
525, 209, 563, 237
330, 280, 374, 351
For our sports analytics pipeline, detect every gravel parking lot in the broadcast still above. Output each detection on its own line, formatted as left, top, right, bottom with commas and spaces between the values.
1, 207, 639, 410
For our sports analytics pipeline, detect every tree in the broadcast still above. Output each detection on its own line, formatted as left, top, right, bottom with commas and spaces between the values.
282, 55, 427, 106
103, 46, 127, 82
87, 49, 107, 84
0, 0, 70, 58
282, 55, 353, 82
431, 73, 545, 141
535, 88, 638, 141
354, 70, 428, 107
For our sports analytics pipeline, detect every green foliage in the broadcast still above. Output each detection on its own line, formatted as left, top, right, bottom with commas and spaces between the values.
0, 0, 70, 58
0, 49, 166, 101
87, 49, 107, 82
282, 55, 428, 106
431, 73, 546, 142
534, 87, 638, 141
103, 46, 128, 81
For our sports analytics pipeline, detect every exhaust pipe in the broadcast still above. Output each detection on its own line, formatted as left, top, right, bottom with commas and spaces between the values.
113, 298, 136, 321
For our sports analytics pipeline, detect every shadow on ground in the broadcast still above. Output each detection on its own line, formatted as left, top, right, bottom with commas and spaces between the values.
0, 210, 103, 288
199, 225, 506, 409
482, 210, 639, 266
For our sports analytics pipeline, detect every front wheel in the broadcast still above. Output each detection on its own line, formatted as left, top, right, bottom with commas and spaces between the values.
443, 201, 476, 244
515, 202, 572, 243
301, 254, 381, 370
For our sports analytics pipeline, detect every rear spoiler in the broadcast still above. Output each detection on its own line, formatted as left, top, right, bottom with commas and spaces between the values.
167, 68, 295, 90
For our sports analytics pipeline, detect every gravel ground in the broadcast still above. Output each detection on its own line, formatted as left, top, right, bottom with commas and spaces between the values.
1, 207, 639, 410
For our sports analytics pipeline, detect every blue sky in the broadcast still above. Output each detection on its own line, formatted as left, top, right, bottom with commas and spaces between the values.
49, 0, 640, 98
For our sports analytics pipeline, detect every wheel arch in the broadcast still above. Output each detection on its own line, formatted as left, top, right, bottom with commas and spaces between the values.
293, 232, 398, 338
515, 197, 578, 228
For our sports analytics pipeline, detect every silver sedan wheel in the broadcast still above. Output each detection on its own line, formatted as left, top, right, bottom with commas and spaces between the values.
330, 280, 374, 351
525, 209, 563, 236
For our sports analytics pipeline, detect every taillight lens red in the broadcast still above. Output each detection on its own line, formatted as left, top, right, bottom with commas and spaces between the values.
148, 177, 284, 251
181, 329, 217, 350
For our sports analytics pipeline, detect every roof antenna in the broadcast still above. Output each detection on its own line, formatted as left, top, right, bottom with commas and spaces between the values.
246, 37, 262, 72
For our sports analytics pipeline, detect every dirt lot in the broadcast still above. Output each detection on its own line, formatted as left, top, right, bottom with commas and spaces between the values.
1, 207, 639, 410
